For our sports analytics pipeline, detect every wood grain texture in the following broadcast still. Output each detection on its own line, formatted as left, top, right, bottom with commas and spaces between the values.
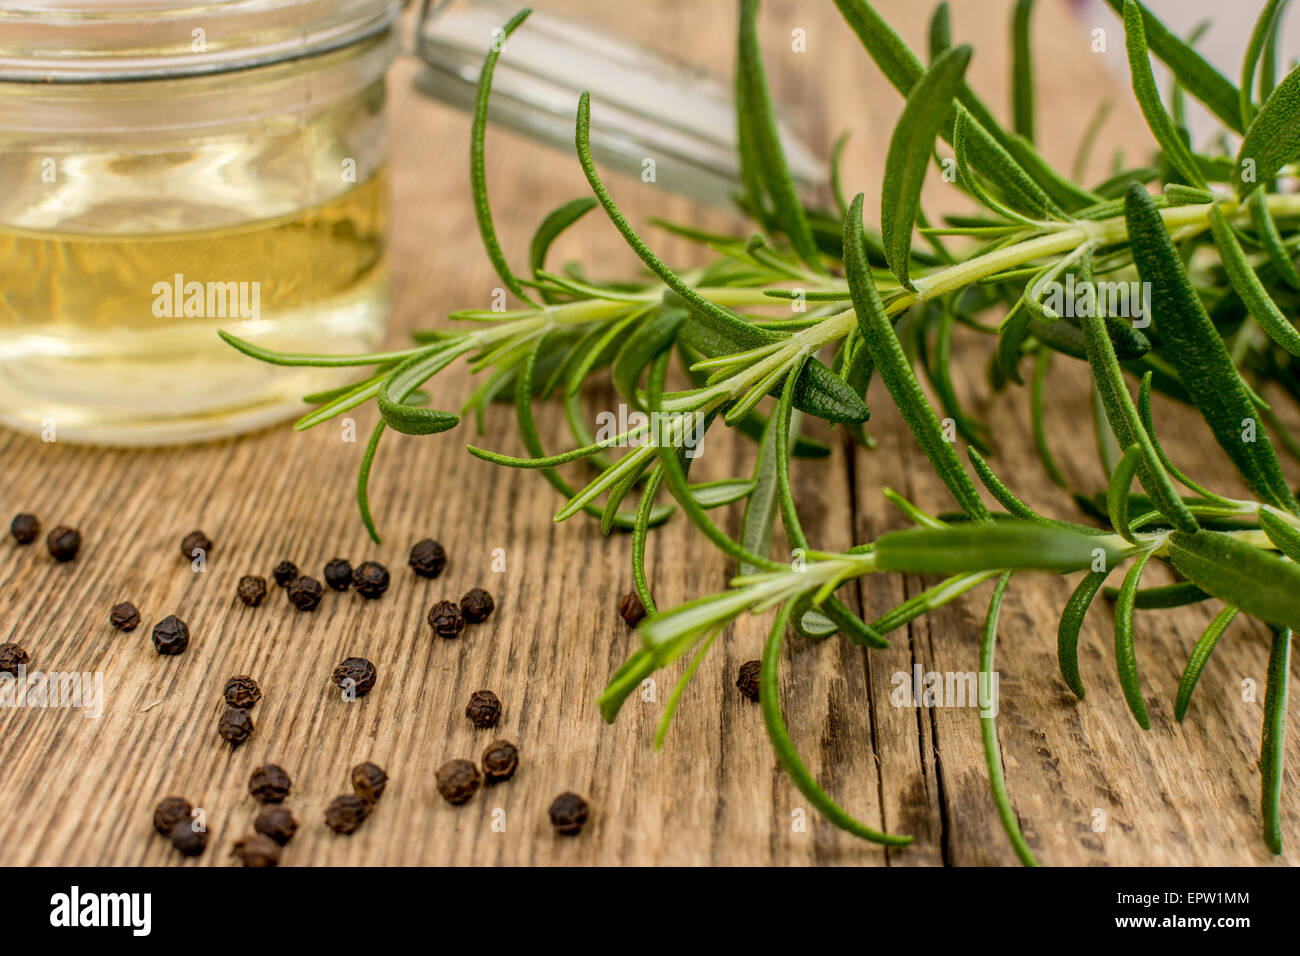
0, 0, 1295, 866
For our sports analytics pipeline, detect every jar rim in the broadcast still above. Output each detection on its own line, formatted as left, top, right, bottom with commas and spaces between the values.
0, 0, 401, 82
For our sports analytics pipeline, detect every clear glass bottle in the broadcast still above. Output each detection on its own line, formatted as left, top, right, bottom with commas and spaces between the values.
0, 0, 400, 445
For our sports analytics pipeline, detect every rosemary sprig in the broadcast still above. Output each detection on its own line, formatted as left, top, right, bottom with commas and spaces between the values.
224, 0, 1300, 861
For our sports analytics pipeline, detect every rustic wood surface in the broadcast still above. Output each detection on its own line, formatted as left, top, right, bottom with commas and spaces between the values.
1, 0, 1295, 866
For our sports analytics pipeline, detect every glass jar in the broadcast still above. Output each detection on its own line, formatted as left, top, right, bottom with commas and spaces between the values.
0, 0, 400, 445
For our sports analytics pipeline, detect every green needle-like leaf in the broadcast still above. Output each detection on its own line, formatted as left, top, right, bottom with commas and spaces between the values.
761, 601, 912, 846
1207, 204, 1300, 355
979, 572, 1039, 866
1174, 604, 1237, 721
1113, 549, 1154, 730
529, 197, 598, 276
1248, 190, 1300, 290
845, 193, 989, 519
1058, 569, 1110, 698
1107, 443, 1143, 542
471, 8, 539, 307
1241, 0, 1289, 127
874, 522, 1129, 574
1236, 62, 1300, 198
1261, 624, 1290, 854
1011, 0, 1036, 142
1122, 0, 1207, 188
881, 44, 972, 291
1169, 530, 1300, 632
1124, 182, 1298, 513
737, 0, 823, 271
1104, 0, 1244, 133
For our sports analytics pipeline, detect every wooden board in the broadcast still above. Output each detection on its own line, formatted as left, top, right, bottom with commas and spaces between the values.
0, 0, 1295, 866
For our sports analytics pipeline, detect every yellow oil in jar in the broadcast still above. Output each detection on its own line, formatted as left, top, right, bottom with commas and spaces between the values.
0, 170, 388, 445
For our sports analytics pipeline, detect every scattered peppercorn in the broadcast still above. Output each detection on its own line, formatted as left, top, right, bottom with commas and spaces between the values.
248, 764, 292, 803
0, 643, 28, 676
460, 587, 495, 623
231, 833, 280, 867
352, 560, 390, 599
218, 707, 254, 747
324, 794, 371, 834
481, 740, 519, 784
223, 675, 262, 710
427, 599, 464, 638
46, 525, 80, 562
435, 759, 482, 805
254, 807, 298, 846
465, 690, 502, 728
180, 529, 211, 560
618, 591, 646, 627
323, 557, 353, 591
351, 762, 388, 803
237, 575, 267, 607
152, 796, 192, 835
168, 820, 207, 857
110, 601, 141, 632
272, 560, 298, 587
736, 660, 761, 702
408, 538, 446, 578
151, 615, 190, 656
287, 574, 323, 611
9, 513, 39, 545
548, 792, 589, 836
331, 657, 377, 697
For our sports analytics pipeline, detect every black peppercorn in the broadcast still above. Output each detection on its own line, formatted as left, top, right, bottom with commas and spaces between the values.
248, 764, 292, 803
618, 591, 646, 627
236, 575, 267, 607
231, 833, 280, 867
435, 759, 482, 805
9, 513, 39, 545
482, 740, 519, 784
736, 660, 761, 702
331, 657, 377, 697
287, 574, 323, 611
460, 587, 495, 623
548, 792, 589, 836
465, 690, 502, 728
180, 529, 211, 560
323, 557, 353, 591
272, 560, 298, 587
324, 794, 371, 834
151, 615, 190, 656
218, 707, 254, 747
110, 601, 141, 632
168, 820, 207, 857
351, 762, 388, 803
254, 807, 298, 846
223, 675, 261, 710
46, 525, 80, 562
153, 796, 192, 835
352, 561, 390, 599
427, 600, 464, 638
408, 538, 446, 578
0, 643, 29, 676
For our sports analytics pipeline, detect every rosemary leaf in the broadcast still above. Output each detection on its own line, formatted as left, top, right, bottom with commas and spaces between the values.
1169, 530, 1300, 632
1113, 549, 1154, 729
845, 193, 989, 518
1125, 182, 1298, 513
979, 571, 1039, 865
1236, 62, 1300, 198
1174, 604, 1238, 721
880, 44, 972, 291
760, 601, 912, 846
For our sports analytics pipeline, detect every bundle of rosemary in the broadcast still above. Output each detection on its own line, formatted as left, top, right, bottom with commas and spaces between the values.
223, 0, 1300, 863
